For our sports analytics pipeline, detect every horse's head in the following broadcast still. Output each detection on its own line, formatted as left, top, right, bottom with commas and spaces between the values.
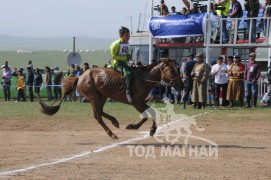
158, 58, 184, 91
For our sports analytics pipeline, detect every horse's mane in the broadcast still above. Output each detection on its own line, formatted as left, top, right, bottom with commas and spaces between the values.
131, 60, 161, 72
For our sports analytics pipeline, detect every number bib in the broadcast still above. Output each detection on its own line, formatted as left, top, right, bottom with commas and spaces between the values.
119, 42, 129, 55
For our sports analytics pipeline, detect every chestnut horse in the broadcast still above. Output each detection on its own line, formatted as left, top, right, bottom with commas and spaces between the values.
38, 59, 183, 139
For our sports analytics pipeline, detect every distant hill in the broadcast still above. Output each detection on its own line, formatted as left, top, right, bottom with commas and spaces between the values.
0, 35, 115, 51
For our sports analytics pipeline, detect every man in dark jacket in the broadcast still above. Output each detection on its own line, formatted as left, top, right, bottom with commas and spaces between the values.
181, 53, 197, 108
45, 66, 52, 101
34, 68, 43, 94
245, 53, 261, 107
26, 67, 34, 102
53, 66, 63, 100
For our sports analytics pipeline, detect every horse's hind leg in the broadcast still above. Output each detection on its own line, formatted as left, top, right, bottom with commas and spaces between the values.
102, 112, 120, 128
98, 97, 120, 128
90, 98, 118, 140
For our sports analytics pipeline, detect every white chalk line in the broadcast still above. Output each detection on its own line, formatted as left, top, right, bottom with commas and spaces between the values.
0, 112, 208, 177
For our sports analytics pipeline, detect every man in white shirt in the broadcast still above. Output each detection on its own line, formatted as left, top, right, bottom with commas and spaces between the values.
211, 56, 229, 107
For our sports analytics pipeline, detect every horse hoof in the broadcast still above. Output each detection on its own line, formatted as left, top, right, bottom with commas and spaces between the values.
150, 128, 156, 137
111, 134, 119, 140
113, 121, 120, 128
126, 124, 135, 129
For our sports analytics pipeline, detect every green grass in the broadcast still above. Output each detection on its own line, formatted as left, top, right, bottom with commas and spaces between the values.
0, 50, 111, 98
0, 101, 270, 122
0, 51, 111, 70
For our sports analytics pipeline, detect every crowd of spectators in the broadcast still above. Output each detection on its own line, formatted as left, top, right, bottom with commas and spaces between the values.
1, 55, 271, 108
146, 52, 271, 108
157, 0, 271, 44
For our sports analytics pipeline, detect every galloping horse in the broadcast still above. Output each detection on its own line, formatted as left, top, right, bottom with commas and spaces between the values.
38, 59, 183, 139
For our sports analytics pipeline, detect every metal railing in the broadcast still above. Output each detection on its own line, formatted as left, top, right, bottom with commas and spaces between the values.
204, 16, 271, 47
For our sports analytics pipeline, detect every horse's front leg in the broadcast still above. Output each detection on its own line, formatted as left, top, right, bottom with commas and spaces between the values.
126, 103, 149, 130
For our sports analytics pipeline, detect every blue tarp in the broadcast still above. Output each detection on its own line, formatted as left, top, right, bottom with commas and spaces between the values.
149, 13, 206, 38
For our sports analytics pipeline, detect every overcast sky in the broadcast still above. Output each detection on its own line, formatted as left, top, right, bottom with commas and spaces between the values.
0, 0, 186, 39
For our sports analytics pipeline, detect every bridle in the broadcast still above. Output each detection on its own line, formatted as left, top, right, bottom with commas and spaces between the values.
130, 62, 181, 87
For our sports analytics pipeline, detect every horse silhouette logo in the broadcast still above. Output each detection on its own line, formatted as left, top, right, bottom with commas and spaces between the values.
142, 103, 207, 145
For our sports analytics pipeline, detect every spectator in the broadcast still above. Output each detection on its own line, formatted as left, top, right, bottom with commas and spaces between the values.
191, 53, 210, 109
92, 65, 98, 68
159, 0, 169, 16
26, 67, 34, 102
179, 7, 188, 15
16, 70, 26, 102
34, 68, 43, 94
181, 53, 197, 108
244, 0, 260, 43
75, 66, 82, 76
84, 63, 90, 71
213, 0, 231, 44
53, 66, 63, 100
263, 65, 271, 106
68, 64, 77, 77
1, 65, 12, 101
245, 53, 261, 108
45, 66, 52, 101
28, 60, 34, 72
209, 60, 217, 106
226, 54, 245, 107
229, 0, 243, 42
211, 57, 229, 107
263, 0, 271, 36
136, 61, 144, 67
0, 61, 11, 71
226, 56, 234, 68
190, 3, 199, 14
170, 6, 178, 15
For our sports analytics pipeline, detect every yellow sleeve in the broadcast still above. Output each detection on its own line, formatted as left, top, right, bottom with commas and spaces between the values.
110, 39, 127, 62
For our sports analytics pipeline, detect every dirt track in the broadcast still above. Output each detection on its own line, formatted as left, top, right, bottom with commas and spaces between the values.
0, 113, 271, 180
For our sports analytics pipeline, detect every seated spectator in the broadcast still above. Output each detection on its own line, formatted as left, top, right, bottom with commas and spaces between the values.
1, 65, 12, 101
16, 70, 26, 102
179, 7, 188, 15
34, 68, 43, 94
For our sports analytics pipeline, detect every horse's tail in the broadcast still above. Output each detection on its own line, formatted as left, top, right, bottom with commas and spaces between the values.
37, 76, 79, 116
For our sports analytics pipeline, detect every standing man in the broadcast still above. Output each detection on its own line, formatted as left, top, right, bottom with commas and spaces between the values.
211, 57, 229, 107
226, 54, 245, 107
53, 66, 63, 101
229, 0, 243, 42
45, 66, 52, 101
2, 65, 12, 101
213, 0, 231, 43
34, 68, 43, 95
110, 26, 133, 103
181, 53, 197, 108
191, 53, 210, 109
26, 67, 34, 102
245, 53, 261, 107
159, 0, 169, 16
244, 0, 260, 43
